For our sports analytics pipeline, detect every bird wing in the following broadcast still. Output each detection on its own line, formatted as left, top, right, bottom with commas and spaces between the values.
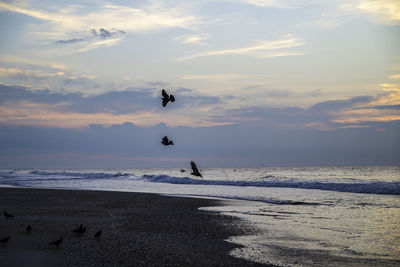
169, 95, 175, 102
162, 136, 168, 142
162, 89, 168, 98
169, 140, 174, 145
191, 161, 199, 173
162, 98, 169, 107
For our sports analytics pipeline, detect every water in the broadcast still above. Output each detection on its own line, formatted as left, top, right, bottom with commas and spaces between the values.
1, 166, 399, 266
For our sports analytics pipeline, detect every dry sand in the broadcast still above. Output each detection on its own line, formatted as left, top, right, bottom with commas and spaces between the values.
0, 187, 270, 266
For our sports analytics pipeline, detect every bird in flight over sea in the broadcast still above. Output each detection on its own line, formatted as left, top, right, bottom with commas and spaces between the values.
94, 230, 102, 238
49, 237, 63, 247
161, 136, 174, 146
161, 89, 175, 107
72, 224, 86, 234
0, 236, 10, 244
190, 161, 202, 177
3, 211, 13, 219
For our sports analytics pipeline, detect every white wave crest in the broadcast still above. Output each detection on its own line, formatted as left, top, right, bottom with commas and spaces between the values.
141, 174, 400, 195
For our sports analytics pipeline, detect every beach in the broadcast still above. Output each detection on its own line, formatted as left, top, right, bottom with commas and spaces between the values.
0, 187, 268, 266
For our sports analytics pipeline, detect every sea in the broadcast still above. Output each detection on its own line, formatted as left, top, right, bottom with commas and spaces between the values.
1, 166, 399, 266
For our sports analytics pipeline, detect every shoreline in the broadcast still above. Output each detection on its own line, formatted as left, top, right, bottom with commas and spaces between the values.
0, 187, 270, 266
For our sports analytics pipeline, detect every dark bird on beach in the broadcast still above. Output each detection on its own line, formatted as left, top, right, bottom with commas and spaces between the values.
180, 169, 186, 172
26, 224, 32, 233
190, 161, 202, 177
0, 236, 10, 244
3, 211, 13, 219
94, 230, 102, 238
72, 224, 86, 234
161, 136, 174, 146
161, 89, 175, 107
49, 237, 63, 247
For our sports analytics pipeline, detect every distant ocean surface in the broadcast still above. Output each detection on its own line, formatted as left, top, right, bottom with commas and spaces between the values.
1, 166, 400, 266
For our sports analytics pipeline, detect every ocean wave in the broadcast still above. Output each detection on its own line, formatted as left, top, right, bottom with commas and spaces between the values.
28, 170, 131, 179
1, 170, 399, 195
141, 174, 400, 195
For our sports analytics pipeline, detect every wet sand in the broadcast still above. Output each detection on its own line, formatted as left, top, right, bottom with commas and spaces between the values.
0, 187, 270, 266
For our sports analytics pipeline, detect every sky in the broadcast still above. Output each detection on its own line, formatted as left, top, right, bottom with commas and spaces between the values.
0, 0, 399, 168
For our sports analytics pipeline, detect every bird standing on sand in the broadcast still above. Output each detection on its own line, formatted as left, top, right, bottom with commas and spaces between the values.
190, 161, 202, 177
94, 230, 102, 238
26, 224, 32, 233
0, 236, 10, 244
161, 136, 174, 146
72, 224, 86, 234
3, 211, 13, 219
161, 89, 175, 107
49, 237, 63, 247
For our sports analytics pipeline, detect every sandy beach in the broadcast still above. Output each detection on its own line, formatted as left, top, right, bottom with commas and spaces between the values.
0, 187, 269, 266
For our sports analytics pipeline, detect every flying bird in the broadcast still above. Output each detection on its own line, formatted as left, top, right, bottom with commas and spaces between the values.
26, 224, 32, 233
49, 237, 63, 247
94, 230, 102, 238
3, 211, 13, 219
72, 224, 86, 234
161, 89, 175, 107
190, 161, 202, 177
161, 136, 174, 146
0, 236, 10, 244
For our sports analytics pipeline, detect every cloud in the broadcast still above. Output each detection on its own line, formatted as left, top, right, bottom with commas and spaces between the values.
0, 84, 80, 105
91, 28, 112, 39
56, 28, 125, 45
310, 96, 374, 112
0, 67, 64, 79
389, 74, 400, 80
0, 1, 202, 52
0, 66, 97, 91
173, 34, 210, 45
0, 84, 222, 128
1, 83, 398, 130
234, 0, 400, 26
342, 0, 400, 25
215, 92, 400, 130
235, 0, 296, 8
176, 37, 304, 61
75, 37, 124, 53
0, 55, 69, 71
233, 0, 337, 9
242, 85, 323, 99
365, 105, 400, 110
56, 38, 85, 44
0, 2, 200, 33
179, 74, 255, 81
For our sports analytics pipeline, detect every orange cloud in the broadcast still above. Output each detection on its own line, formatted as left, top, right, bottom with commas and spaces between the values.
333, 105, 400, 124
0, 102, 231, 128
330, 86, 400, 124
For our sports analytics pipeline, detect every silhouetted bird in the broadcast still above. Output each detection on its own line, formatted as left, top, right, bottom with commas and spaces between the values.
3, 211, 13, 218
94, 230, 102, 238
190, 161, 202, 177
180, 169, 186, 172
26, 224, 32, 233
161, 89, 175, 107
49, 237, 63, 247
72, 224, 86, 234
161, 136, 174, 146
0, 236, 10, 244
